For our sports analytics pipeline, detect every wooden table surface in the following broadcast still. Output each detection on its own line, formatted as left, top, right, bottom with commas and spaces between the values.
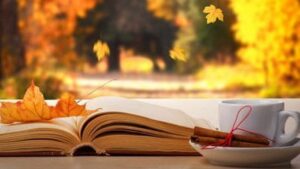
0, 156, 298, 169
1, 98, 299, 169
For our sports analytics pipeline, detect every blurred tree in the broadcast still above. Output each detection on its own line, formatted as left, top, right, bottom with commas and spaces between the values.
231, 0, 300, 94
148, 0, 238, 73
0, 0, 25, 79
172, 0, 203, 73
18, 0, 98, 68
197, 0, 238, 62
75, 0, 177, 71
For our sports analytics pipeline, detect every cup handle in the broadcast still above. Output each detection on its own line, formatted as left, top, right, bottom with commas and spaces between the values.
275, 110, 300, 146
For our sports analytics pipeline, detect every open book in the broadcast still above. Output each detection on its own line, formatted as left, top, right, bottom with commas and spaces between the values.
0, 97, 206, 156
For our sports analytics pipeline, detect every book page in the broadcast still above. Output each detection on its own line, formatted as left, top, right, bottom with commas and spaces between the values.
86, 96, 195, 128
0, 118, 78, 137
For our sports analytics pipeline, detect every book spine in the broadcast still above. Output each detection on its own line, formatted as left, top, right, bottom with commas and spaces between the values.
70, 142, 99, 156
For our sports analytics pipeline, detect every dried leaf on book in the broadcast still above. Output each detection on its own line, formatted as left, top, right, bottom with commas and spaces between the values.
52, 93, 96, 117
0, 81, 97, 124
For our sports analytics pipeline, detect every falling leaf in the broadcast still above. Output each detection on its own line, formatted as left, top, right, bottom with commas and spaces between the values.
0, 81, 97, 124
93, 40, 110, 61
169, 47, 188, 62
203, 5, 224, 24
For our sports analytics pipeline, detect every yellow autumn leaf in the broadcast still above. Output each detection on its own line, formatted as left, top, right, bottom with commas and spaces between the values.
203, 4, 224, 24
0, 81, 97, 124
20, 81, 52, 121
0, 102, 20, 124
93, 40, 110, 61
0, 81, 52, 123
169, 47, 188, 62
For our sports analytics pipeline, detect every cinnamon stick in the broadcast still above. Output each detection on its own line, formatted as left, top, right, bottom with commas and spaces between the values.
193, 127, 270, 145
191, 135, 268, 147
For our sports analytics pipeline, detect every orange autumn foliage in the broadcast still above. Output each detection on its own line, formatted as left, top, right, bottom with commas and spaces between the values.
0, 81, 97, 124
18, 0, 100, 66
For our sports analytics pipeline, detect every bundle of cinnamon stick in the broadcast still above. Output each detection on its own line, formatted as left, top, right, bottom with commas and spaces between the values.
191, 127, 270, 147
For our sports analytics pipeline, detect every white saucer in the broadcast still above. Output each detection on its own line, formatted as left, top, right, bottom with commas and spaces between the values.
190, 141, 300, 167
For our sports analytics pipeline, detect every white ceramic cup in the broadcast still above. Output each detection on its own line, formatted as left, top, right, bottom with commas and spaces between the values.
219, 100, 300, 146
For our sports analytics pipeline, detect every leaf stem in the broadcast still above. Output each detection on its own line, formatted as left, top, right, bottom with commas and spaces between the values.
76, 79, 116, 104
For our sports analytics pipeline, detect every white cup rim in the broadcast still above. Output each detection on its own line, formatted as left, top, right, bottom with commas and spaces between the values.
220, 99, 284, 106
